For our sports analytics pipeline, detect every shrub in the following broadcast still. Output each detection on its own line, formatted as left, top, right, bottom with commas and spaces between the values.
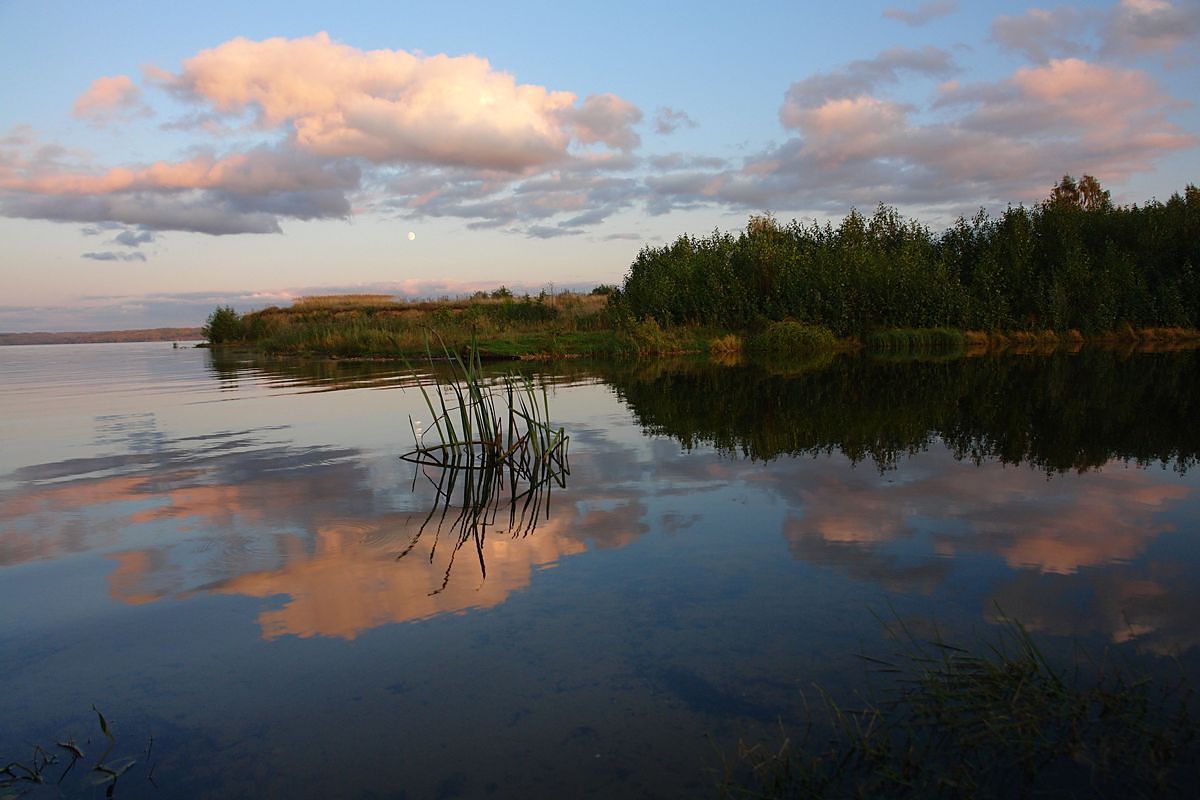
203, 306, 244, 344
748, 321, 836, 354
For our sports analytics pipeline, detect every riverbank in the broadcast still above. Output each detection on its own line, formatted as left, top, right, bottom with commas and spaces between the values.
200, 293, 1200, 360
1, 327, 203, 346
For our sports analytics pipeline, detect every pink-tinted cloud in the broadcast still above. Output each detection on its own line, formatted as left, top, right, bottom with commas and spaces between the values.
3, 147, 357, 196
0, 140, 359, 234
992, 1, 1200, 64
72, 75, 151, 123
1103, 0, 1200, 58
151, 33, 640, 170
2, 33, 647, 243
651, 54, 1196, 215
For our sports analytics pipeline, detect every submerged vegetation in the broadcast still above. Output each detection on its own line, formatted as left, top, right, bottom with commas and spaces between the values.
722, 613, 1200, 799
1, 706, 153, 797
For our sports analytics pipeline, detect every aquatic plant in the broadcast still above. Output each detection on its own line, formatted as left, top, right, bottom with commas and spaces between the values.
1, 706, 154, 797
398, 334, 570, 592
721, 612, 1199, 798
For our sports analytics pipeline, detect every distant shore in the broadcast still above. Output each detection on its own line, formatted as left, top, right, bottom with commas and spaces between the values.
0, 328, 203, 346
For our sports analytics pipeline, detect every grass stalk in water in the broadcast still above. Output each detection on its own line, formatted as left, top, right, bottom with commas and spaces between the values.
722, 610, 1199, 799
1, 706, 153, 797
398, 333, 569, 593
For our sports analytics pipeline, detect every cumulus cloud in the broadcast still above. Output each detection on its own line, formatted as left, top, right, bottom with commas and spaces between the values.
648, 53, 1196, 216
654, 107, 698, 135
1103, 0, 1200, 58
72, 75, 152, 123
150, 33, 640, 169
0, 138, 355, 236
3, 26, 1197, 255
559, 93, 643, 150
992, 1, 1200, 63
882, 0, 957, 27
1, 33, 647, 246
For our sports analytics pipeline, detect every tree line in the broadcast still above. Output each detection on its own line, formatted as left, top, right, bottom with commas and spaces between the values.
615, 177, 1200, 334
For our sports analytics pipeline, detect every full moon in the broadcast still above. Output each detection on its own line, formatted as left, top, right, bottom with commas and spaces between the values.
407, 231, 416, 241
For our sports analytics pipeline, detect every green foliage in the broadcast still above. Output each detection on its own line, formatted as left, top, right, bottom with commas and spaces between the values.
202, 305, 244, 344
748, 321, 837, 353
226, 292, 612, 357
617, 177, 1200, 335
866, 328, 966, 353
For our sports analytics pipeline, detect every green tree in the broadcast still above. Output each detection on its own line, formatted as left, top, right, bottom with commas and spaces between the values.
203, 306, 244, 344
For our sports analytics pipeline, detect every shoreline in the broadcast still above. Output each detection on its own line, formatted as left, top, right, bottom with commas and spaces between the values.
202, 324, 1200, 361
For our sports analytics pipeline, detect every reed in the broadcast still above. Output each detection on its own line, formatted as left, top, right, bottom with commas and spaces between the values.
866, 327, 966, 353
397, 333, 570, 591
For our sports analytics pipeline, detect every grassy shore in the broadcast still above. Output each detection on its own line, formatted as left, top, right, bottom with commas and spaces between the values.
202, 293, 1200, 360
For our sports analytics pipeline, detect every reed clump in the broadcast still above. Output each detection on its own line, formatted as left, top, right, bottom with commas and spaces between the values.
397, 335, 570, 591
866, 328, 965, 353
709, 333, 743, 355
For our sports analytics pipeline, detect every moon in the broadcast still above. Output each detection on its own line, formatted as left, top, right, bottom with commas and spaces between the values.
407, 231, 416, 241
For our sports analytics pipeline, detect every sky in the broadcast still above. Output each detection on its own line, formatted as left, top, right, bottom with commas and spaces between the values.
1, 0, 1198, 331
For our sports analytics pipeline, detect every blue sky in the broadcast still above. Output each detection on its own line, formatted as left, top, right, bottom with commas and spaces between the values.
1, 0, 1198, 330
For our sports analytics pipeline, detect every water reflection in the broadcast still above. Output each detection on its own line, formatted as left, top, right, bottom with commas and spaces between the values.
3, 343, 1200, 798
604, 350, 1200, 472
2, 347, 1197, 656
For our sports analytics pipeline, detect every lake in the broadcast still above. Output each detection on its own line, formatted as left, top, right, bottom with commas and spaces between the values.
2, 342, 1198, 798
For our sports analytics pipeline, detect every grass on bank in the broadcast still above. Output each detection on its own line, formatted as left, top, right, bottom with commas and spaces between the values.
202, 292, 1200, 361
721, 613, 1199, 799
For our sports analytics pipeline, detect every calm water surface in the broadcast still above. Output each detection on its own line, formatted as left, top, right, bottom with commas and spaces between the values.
2, 343, 1198, 798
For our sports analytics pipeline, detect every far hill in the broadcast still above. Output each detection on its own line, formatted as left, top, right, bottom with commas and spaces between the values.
0, 327, 203, 346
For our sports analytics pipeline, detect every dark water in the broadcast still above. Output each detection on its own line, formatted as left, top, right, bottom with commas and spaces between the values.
1, 343, 1198, 798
